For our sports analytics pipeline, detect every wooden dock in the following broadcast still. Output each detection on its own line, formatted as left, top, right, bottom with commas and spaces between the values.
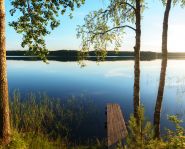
106, 104, 127, 149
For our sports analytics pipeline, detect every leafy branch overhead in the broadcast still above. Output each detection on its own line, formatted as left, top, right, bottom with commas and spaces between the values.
77, 0, 145, 60
9, 0, 85, 61
162, 0, 185, 6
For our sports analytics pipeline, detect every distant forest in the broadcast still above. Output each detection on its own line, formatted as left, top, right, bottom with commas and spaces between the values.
6, 50, 185, 61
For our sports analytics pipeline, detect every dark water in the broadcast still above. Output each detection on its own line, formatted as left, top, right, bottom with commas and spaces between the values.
7, 60, 185, 140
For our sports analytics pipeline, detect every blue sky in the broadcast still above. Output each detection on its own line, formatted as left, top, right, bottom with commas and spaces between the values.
5, 0, 185, 52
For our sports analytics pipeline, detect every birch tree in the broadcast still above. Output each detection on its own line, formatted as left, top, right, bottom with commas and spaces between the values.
154, 0, 185, 138
77, 0, 145, 124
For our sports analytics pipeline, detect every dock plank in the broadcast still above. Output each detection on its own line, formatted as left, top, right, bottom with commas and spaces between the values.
106, 104, 127, 148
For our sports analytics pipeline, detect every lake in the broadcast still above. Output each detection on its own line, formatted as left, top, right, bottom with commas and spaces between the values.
7, 59, 185, 140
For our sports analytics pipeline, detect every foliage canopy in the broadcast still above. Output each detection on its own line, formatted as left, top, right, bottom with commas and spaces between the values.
77, 0, 145, 61
9, 0, 85, 61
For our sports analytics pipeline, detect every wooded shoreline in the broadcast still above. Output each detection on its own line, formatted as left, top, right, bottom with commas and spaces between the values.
6, 50, 185, 61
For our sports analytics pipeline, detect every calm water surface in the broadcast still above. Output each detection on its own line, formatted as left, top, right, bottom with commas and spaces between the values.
7, 60, 185, 139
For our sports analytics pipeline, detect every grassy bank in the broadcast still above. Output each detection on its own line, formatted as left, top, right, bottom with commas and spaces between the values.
118, 107, 185, 149
0, 91, 185, 148
3, 91, 106, 149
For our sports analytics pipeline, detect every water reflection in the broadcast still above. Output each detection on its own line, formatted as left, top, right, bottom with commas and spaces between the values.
7, 60, 185, 139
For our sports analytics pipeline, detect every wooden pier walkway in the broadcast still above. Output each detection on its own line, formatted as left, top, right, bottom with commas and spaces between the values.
106, 104, 127, 149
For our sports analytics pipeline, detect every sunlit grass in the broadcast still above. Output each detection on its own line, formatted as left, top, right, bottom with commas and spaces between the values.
5, 90, 106, 149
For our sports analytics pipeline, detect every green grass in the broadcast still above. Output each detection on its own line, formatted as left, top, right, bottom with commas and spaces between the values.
6, 90, 105, 149
1, 91, 185, 149
118, 106, 185, 149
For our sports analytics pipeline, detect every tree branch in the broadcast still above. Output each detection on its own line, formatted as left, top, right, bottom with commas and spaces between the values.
26, 0, 31, 13
101, 1, 136, 15
91, 25, 136, 37
124, 2, 136, 11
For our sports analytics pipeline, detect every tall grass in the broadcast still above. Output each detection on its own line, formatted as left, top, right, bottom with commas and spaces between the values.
7, 90, 106, 148
6, 91, 185, 149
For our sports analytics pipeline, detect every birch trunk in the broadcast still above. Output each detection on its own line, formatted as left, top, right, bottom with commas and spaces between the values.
154, 0, 172, 139
134, 0, 141, 125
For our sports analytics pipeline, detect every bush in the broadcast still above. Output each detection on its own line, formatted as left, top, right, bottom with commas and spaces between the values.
121, 106, 185, 149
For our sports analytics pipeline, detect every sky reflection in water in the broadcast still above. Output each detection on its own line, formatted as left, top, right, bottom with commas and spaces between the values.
7, 60, 185, 138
